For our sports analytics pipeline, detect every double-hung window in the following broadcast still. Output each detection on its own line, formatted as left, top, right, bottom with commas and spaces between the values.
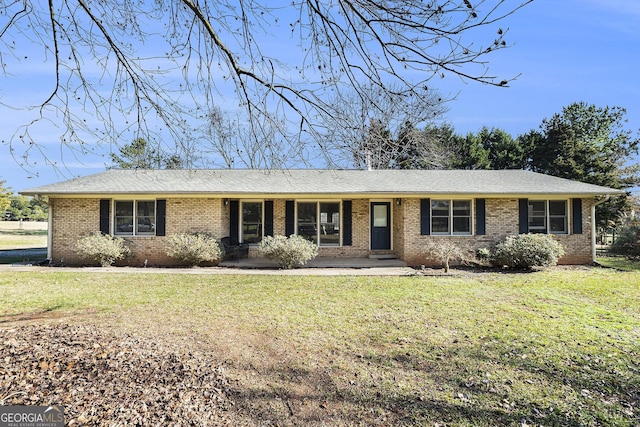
297, 201, 340, 246
241, 201, 263, 244
114, 200, 156, 236
528, 200, 568, 234
431, 199, 472, 235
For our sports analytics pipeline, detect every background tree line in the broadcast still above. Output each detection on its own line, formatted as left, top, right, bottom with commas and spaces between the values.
352, 101, 640, 229
0, 180, 48, 221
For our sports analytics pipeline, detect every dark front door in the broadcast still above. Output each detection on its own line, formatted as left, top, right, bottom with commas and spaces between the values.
371, 202, 391, 250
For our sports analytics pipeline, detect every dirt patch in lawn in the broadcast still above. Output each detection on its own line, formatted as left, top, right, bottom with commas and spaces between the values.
96, 314, 368, 426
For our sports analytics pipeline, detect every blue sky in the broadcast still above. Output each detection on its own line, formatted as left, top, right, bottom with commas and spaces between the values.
440, 0, 640, 135
2, 0, 640, 192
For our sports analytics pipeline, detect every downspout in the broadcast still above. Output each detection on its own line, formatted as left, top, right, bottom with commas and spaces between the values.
592, 194, 611, 262
47, 198, 53, 261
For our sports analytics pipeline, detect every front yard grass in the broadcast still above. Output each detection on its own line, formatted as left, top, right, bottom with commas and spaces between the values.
597, 256, 640, 271
1, 268, 638, 426
0, 229, 47, 250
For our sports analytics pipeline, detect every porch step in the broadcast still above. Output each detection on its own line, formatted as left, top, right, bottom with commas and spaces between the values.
369, 253, 398, 260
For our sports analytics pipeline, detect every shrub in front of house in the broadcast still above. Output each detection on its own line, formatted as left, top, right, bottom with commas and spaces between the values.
608, 225, 640, 258
425, 240, 471, 273
258, 235, 318, 269
165, 233, 224, 266
475, 247, 492, 265
75, 231, 131, 267
490, 233, 565, 270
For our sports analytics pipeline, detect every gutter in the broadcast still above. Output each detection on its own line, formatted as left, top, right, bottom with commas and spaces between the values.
592, 194, 612, 262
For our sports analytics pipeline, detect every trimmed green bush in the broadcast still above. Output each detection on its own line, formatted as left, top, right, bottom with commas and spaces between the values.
491, 233, 565, 270
258, 235, 318, 269
475, 247, 492, 265
75, 232, 131, 267
609, 225, 640, 258
165, 233, 223, 266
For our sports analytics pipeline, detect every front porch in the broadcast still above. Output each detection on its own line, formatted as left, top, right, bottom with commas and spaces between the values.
219, 255, 408, 270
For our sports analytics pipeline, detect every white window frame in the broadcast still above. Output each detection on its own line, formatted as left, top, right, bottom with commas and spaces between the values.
240, 200, 264, 244
113, 200, 156, 236
431, 199, 473, 236
296, 201, 342, 247
528, 200, 568, 235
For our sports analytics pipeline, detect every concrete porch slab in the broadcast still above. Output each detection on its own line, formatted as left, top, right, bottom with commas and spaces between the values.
219, 256, 408, 269
0, 256, 417, 276
216, 256, 416, 276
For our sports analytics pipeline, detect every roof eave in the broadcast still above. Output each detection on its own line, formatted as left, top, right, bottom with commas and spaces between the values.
23, 190, 626, 198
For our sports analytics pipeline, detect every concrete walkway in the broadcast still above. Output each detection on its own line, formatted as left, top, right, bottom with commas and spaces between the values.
1, 257, 419, 276
219, 255, 408, 268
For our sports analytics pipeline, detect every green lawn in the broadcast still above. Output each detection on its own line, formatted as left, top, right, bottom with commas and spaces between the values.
0, 229, 47, 250
597, 256, 640, 272
0, 229, 48, 264
1, 268, 638, 426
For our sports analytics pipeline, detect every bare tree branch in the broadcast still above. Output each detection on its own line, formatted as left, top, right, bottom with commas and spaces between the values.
0, 0, 533, 174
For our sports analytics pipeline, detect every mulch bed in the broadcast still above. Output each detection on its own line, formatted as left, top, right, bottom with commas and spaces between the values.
0, 323, 234, 425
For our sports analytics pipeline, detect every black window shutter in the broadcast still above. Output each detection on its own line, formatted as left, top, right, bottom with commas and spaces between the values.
156, 199, 166, 236
264, 200, 274, 237
99, 199, 110, 234
342, 200, 352, 246
285, 200, 295, 236
229, 200, 239, 241
476, 198, 486, 235
572, 198, 583, 234
519, 198, 529, 234
420, 199, 431, 235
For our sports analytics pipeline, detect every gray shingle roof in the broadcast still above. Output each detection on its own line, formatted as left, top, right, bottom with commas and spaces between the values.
20, 169, 625, 197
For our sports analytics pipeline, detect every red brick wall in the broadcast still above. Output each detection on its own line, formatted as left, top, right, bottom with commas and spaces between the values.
392, 199, 406, 260
50, 198, 101, 265
398, 198, 595, 267
51, 197, 226, 266
51, 196, 595, 267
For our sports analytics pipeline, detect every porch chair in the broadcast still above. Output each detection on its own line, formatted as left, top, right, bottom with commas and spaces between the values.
220, 236, 249, 261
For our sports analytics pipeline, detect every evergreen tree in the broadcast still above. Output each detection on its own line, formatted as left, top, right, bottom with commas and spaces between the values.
110, 138, 184, 170
448, 131, 491, 169
483, 127, 527, 170
522, 102, 640, 227
447, 127, 525, 170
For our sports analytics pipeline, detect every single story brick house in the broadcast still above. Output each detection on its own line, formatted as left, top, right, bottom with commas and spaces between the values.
21, 169, 624, 266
